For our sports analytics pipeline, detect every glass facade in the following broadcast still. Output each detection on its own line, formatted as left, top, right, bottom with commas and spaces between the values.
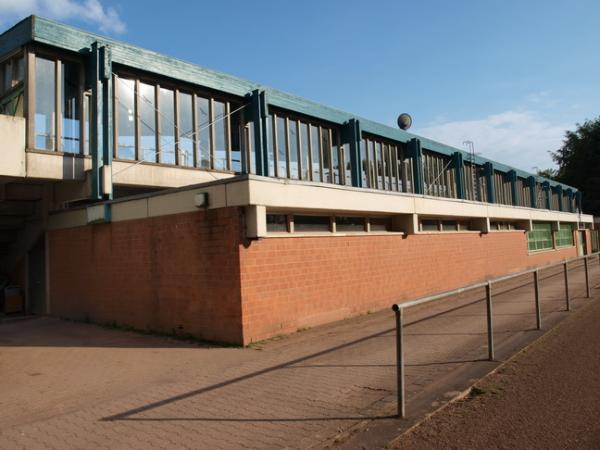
18, 47, 580, 220
116, 77, 135, 160
35, 56, 56, 150
60, 61, 80, 153
0, 52, 24, 116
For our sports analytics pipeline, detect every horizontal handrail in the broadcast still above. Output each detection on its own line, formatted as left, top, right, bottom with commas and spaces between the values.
391, 250, 599, 418
392, 252, 599, 312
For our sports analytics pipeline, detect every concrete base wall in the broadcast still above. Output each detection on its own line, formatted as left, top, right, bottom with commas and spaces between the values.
47, 208, 583, 345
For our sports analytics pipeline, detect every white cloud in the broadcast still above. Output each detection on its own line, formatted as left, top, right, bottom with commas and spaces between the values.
414, 110, 571, 172
0, 0, 125, 34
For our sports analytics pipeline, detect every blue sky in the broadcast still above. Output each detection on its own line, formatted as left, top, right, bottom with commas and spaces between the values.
1, 0, 598, 171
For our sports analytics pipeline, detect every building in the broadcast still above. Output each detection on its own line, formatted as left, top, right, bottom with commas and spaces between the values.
0, 16, 595, 344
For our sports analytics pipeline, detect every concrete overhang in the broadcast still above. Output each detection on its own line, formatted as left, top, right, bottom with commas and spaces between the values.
47, 175, 594, 231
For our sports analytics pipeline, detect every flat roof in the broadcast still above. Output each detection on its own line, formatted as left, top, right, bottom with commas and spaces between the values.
0, 15, 577, 192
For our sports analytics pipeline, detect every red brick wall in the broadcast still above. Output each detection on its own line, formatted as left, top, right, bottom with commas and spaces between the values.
48, 207, 245, 344
239, 231, 578, 344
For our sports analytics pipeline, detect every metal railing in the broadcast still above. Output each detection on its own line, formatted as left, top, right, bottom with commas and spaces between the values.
391, 252, 600, 418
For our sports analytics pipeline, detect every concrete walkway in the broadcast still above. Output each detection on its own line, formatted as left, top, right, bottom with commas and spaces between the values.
0, 259, 597, 449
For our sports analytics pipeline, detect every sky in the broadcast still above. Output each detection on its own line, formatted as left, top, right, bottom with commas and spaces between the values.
1, 0, 599, 172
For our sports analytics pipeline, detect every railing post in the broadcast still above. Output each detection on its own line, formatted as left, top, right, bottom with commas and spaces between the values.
585, 257, 591, 298
564, 261, 571, 311
534, 270, 541, 330
393, 305, 405, 418
486, 282, 494, 361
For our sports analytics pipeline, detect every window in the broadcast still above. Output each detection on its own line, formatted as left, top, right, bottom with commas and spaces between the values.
293, 215, 331, 232
114, 73, 244, 171
159, 87, 176, 165
369, 217, 393, 232
288, 119, 299, 179
310, 124, 321, 182
266, 214, 288, 232
83, 93, 91, 155
441, 220, 458, 231
213, 100, 227, 170
335, 216, 365, 232
555, 223, 574, 247
0, 52, 25, 116
60, 61, 80, 153
491, 221, 518, 231
139, 82, 157, 162
420, 219, 439, 232
35, 56, 56, 150
362, 136, 411, 192
197, 96, 210, 168
178, 92, 194, 167
300, 122, 310, 180
528, 222, 553, 252
116, 77, 136, 160
423, 151, 455, 198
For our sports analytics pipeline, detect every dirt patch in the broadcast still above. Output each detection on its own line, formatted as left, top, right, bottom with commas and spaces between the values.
392, 297, 600, 449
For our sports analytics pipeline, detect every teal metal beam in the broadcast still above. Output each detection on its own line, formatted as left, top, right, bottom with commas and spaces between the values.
407, 139, 424, 195
542, 181, 551, 209
342, 119, 362, 188
248, 89, 269, 176
528, 176, 537, 208
484, 162, 495, 204
89, 42, 113, 200
452, 152, 465, 199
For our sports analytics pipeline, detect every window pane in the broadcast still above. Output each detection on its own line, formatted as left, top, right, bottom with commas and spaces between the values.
139, 82, 156, 162
336, 216, 365, 232
322, 128, 331, 183
288, 120, 299, 179
294, 215, 330, 232
276, 116, 287, 177
178, 92, 194, 167
83, 94, 90, 155
159, 88, 176, 164
370, 217, 392, 232
421, 219, 439, 231
266, 214, 287, 232
196, 96, 210, 168
266, 115, 275, 176
343, 143, 352, 186
116, 77, 135, 160
310, 124, 321, 182
35, 57, 55, 150
332, 131, 340, 184
213, 100, 228, 170
61, 61, 80, 153
300, 122, 310, 180
360, 139, 368, 186
370, 140, 378, 188
230, 104, 242, 172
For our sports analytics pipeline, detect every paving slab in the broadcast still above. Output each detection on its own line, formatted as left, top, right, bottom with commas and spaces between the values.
0, 260, 597, 449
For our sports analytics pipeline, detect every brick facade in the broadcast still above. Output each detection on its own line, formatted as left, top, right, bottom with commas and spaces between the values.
48, 207, 245, 344
48, 207, 586, 345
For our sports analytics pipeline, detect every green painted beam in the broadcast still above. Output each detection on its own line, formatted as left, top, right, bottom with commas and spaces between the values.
0, 16, 32, 58
484, 163, 495, 204
528, 176, 537, 208
452, 152, 466, 199
407, 138, 424, 194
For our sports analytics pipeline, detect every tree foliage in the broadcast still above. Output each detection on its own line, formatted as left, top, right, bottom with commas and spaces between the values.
551, 117, 600, 215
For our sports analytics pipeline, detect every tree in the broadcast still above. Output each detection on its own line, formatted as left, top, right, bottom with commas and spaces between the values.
536, 168, 557, 180
551, 117, 600, 215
